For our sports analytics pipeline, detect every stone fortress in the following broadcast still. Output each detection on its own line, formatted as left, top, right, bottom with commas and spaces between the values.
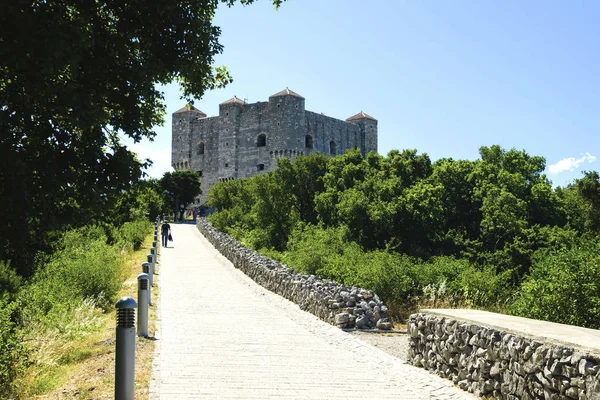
171, 88, 378, 203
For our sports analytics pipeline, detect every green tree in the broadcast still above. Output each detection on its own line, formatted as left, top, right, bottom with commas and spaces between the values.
110, 179, 165, 225
275, 154, 329, 224
575, 171, 600, 234
0, 0, 283, 275
160, 171, 202, 221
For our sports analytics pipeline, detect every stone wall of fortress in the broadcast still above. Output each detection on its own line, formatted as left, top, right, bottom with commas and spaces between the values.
171, 89, 377, 203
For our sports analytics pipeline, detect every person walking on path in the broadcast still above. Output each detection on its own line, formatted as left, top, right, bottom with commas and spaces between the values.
160, 221, 171, 248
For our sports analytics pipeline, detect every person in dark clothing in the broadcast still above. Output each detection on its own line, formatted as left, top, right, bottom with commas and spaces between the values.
161, 221, 171, 247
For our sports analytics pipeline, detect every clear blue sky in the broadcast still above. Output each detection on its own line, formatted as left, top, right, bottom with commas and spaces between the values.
129, 0, 600, 187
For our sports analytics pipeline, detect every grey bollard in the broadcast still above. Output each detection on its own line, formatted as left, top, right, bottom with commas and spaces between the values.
153, 233, 158, 243
141, 262, 152, 305
152, 240, 158, 256
137, 274, 150, 337
146, 254, 154, 284
115, 297, 137, 400
150, 247, 157, 271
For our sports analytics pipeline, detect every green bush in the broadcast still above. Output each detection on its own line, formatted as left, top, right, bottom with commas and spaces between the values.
20, 226, 121, 333
282, 224, 418, 306
282, 223, 350, 275
455, 265, 514, 310
0, 261, 22, 303
117, 219, 152, 250
510, 238, 600, 328
0, 298, 26, 398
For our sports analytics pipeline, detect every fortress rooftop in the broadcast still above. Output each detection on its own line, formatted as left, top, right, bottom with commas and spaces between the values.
220, 96, 246, 106
346, 111, 376, 121
173, 105, 207, 117
270, 88, 304, 99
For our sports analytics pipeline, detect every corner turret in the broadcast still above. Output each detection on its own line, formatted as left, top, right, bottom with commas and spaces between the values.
219, 96, 245, 118
172, 105, 207, 171
268, 88, 305, 149
346, 112, 378, 155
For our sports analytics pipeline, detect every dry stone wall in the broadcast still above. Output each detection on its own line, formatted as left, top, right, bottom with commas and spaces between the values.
197, 218, 392, 330
408, 313, 600, 399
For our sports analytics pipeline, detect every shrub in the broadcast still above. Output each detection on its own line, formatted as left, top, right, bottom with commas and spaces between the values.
282, 224, 419, 308
20, 226, 121, 333
455, 265, 514, 311
282, 223, 350, 275
416, 256, 470, 307
510, 238, 600, 328
0, 261, 22, 303
0, 299, 27, 398
117, 219, 152, 251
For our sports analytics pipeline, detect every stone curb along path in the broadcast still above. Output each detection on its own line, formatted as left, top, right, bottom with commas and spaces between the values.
197, 218, 393, 330
149, 223, 477, 399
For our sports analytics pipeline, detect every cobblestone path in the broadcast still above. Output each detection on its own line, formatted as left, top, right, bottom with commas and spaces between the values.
149, 224, 476, 400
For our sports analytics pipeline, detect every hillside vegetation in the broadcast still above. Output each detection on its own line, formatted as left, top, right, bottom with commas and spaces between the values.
207, 146, 600, 328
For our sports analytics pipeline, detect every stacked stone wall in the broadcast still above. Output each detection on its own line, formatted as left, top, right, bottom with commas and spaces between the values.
197, 218, 392, 330
408, 313, 600, 399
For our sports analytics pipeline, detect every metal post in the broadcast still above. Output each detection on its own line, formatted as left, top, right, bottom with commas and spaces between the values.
142, 262, 152, 305
146, 254, 154, 285
153, 233, 158, 243
115, 297, 137, 400
152, 240, 158, 256
150, 247, 156, 273
137, 274, 149, 337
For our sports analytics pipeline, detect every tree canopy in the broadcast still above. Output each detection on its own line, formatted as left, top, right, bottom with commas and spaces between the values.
208, 146, 600, 328
160, 171, 202, 220
0, 0, 283, 275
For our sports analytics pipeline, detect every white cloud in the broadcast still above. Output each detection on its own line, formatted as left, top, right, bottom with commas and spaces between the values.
548, 152, 597, 175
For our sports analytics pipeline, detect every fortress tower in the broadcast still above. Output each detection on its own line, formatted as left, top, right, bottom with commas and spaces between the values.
171, 88, 378, 203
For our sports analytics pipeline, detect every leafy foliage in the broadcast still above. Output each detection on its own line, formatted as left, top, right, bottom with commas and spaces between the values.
160, 170, 202, 220
208, 146, 600, 327
1, 0, 286, 395
0, 0, 283, 277
0, 298, 26, 398
510, 238, 600, 328
20, 226, 121, 331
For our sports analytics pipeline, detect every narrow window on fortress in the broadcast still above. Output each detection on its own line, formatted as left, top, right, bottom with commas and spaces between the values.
305, 135, 313, 149
257, 164, 265, 171
257, 133, 266, 147
197, 141, 205, 155
197, 170, 203, 177
330, 141, 336, 156
225, 163, 229, 167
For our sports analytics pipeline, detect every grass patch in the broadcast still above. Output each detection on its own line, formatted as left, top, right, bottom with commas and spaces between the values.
16, 232, 159, 399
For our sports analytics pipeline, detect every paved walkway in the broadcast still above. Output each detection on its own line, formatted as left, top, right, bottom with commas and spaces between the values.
149, 224, 476, 400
